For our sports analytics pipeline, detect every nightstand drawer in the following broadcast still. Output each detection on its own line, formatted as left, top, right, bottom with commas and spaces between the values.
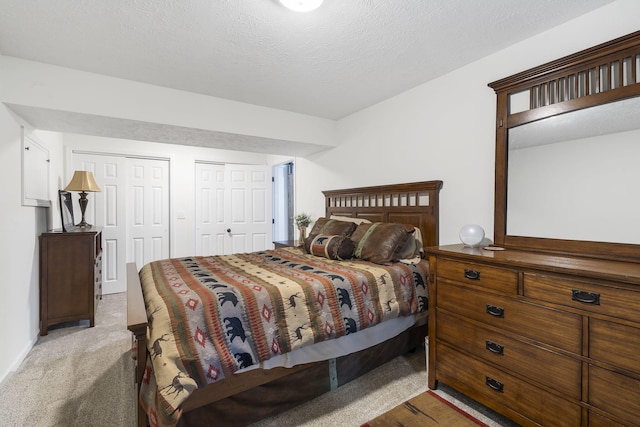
523, 273, 640, 322
589, 365, 640, 425
437, 344, 582, 426
590, 318, 640, 373
437, 258, 517, 294
437, 311, 581, 399
437, 282, 582, 353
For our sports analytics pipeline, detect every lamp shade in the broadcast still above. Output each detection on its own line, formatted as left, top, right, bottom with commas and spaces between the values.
64, 171, 101, 192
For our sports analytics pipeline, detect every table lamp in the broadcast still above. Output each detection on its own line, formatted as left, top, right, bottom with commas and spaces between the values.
64, 171, 102, 227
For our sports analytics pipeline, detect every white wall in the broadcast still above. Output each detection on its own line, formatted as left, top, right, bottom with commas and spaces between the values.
0, 106, 63, 383
295, 0, 640, 246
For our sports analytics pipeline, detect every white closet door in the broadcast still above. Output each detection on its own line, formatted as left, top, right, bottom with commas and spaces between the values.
127, 157, 170, 268
225, 164, 271, 254
72, 154, 126, 294
194, 163, 271, 255
194, 162, 226, 256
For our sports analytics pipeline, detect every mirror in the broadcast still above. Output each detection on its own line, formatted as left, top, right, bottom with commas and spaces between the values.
489, 30, 640, 261
507, 97, 640, 245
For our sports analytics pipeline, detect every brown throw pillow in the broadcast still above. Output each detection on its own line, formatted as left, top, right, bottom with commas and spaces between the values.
351, 222, 415, 264
308, 234, 355, 260
305, 218, 357, 253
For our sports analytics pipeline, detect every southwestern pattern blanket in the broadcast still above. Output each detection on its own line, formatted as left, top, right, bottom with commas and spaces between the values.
139, 247, 429, 426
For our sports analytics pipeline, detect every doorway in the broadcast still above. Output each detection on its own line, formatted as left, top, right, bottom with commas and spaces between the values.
272, 161, 294, 242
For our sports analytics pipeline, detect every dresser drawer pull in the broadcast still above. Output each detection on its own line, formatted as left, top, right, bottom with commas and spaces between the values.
464, 269, 481, 280
571, 289, 600, 305
485, 376, 504, 393
486, 304, 505, 318
485, 340, 504, 355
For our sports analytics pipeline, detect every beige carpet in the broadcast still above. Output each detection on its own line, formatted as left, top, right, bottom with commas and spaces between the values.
0, 293, 136, 427
0, 293, 516, 427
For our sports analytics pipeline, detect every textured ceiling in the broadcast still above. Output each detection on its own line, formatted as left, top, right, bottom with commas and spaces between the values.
0, 0, 615, 152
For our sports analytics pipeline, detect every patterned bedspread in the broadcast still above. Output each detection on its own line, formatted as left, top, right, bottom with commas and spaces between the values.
139, 247, 429, 426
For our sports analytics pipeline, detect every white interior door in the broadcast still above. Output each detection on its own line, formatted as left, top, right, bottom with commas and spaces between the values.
127, 157, 170, 268
72, 154, 126, 294
195, 162, 226, 256
195, 163, 271, 255
225, 164, 271, 254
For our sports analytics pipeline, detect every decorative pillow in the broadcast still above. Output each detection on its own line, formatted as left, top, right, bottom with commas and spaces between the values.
305, 218, 357, 253
308, 234, 355, 260
351, 222, 415, 264
396, 227, 425, 260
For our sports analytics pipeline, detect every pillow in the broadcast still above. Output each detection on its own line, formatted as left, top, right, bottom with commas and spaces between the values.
350, 222, 415, 264
396, 227, 425, 260
305, 218, 357, 253
329, 215, 372, 225
308, 234, 355, 260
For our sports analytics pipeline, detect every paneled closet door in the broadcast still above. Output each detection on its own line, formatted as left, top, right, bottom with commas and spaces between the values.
225, 164, 271, 254
195, 163, 271, 256
72, 154, 170, 293
127, 157, 170, 268
72, 154, 126, 294
195, 163, 226, 256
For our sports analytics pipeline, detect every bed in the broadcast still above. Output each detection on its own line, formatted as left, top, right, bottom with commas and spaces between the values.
127, 180, 443, 427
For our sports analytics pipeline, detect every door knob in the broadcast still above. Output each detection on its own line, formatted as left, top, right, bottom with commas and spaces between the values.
227, 228, 231, 233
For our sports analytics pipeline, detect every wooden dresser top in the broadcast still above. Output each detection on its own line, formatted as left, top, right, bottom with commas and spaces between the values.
426, 244, 640, 286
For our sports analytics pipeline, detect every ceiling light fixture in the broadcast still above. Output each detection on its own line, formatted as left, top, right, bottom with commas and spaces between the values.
279, 0, 323, 12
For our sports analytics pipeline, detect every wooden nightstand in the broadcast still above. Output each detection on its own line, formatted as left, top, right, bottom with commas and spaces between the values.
39, 227, 102, 335
273, 240, 299, 249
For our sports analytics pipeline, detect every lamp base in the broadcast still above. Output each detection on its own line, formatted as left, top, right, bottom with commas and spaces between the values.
75, 191, 92, 228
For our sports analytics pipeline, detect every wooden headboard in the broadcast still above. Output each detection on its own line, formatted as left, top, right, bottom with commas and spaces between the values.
323, 180, 443, 248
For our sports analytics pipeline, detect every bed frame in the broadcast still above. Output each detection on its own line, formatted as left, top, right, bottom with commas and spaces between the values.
127, 180, 442, 427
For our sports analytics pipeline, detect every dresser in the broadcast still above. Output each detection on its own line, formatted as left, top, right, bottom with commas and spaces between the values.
39, 227, 103, 335
426, 244, 640, 426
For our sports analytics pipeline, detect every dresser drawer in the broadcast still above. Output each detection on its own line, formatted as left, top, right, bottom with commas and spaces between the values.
437, 344, 582, 426
590, 318, 640, 373
588, 412, 625, 427
437, 311, 582, 399
589, 365, 640, 425
438, 282, 582, 353
523, 273, 640, 323
436, 258, 518, 294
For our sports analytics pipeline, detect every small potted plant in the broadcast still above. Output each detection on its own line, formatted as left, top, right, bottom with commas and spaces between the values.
294, 213, 313, 245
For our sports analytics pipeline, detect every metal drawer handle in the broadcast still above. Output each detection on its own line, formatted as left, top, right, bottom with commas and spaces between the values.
464, 269, 481, 280
485, 376, 504, 393
572, 289, 600, 305
486, 304, 505, 318
485, 340, 504, 355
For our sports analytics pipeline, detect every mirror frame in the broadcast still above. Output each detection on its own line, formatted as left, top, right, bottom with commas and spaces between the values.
489, 30, 640, 261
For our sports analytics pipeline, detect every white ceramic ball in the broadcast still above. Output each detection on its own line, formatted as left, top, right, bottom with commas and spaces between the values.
459, 224, 485, 247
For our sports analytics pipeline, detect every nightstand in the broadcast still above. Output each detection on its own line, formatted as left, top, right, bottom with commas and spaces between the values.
39, 227, 102, 335
273, 240, 299, 249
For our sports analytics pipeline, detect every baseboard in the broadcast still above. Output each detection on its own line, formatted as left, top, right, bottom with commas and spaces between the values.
0, 333, 38, 385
